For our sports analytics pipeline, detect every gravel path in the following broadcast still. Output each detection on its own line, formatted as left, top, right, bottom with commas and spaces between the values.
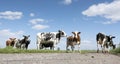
0, 53, 120, 64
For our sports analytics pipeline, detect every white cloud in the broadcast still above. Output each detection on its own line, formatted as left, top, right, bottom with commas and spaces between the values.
0, 29, 24, 37
82, 0, 120, 24
102, 21, 117, 24
62, 0, 72, 5
0, 11, 23, 20
29, 18, 49, 30
29, 18, 46, 25
32, 24, 49, 30
30, 13, 35, 17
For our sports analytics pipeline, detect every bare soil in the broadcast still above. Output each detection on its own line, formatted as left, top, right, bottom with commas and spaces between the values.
0, 53, 120, 64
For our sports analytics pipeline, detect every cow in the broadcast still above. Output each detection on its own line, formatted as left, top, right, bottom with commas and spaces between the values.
36, 30, 67, 50
40, 41, 54, 50
96, 32, 116, 53
66, 32, 81, 52
14, 39, 21, 49
6, 38, 16, 47
19, 35, 30, 50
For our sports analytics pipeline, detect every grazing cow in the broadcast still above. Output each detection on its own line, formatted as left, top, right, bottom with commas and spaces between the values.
66, 32, 81, 52
6, 38, 16, 47
20, 35, 30, 50
96, 32, 116, 53
40, 41, 54, 50
37, 30, 67, 50
14, 39, 21, 49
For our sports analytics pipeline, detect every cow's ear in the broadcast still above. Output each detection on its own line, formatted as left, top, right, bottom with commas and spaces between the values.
28, 35, 30, 37
72, 32, 74, 34
23, 35, 25, 37
112, 36, 115, 38
58, 30, 61, 32
14, 38, 16, 39
78, 32, 81, 34
9, 38, 12, 40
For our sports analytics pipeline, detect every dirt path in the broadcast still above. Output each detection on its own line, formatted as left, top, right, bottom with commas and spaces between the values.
0, 53, 120, 64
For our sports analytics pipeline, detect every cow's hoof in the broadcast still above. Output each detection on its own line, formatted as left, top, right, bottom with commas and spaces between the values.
97, 50, 99, 53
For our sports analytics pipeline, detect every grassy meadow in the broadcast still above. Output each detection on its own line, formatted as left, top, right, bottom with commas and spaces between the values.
0, 46, 96, 54
110, 45, 120, 54
0, 46, 120, 54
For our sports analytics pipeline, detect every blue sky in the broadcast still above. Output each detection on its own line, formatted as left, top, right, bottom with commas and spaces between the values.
0, 0, 120, 50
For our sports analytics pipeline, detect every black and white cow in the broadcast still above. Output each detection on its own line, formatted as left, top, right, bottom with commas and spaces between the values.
20, 35, 30, 50
96, 32, 116, 53
36, 30, 67, 50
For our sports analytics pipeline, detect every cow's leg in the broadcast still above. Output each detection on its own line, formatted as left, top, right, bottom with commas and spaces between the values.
53, 42, 57, 50
102, 44, 107, 53
50, 46, 53, 50
22, 44, 24, 50
101, 44, 105, 53
102, 46, 105, 53
66, 43, 71, 53
97, 40, 101, 53
20, 44, 23, 49
21, 44, 25, 50
71, 45, 74, 51
105, 44, 109, 53
50, 46, 54, 50
78, 45, 81, 53
105, 47, 109, 53
25, 44, 29, 50
102, 38, 106, 53
37, 37, 41, 50
13, 42, 16, 48
52, 42, 54, 50
20, 43, 23, 49
66, 42, 70, 51
40, 44, 43, 49
97, 43, 99, 53
37, 44, 40, 50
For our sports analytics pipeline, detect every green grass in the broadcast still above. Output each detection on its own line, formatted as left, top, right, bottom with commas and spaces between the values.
0, 47, 96, 54
110, 46, 120, 54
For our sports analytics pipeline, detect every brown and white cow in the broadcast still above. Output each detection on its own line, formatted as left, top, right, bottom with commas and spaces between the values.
66, 32, 81, 52
6, 38, 16, 47
96, 32, 116, 53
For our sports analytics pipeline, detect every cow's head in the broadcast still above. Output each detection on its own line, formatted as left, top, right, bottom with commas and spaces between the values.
113, 44, 116, 49
72, 31, 81, 43
56, 30, 67, 41
9, 38, 16, 47
23, 35, 30, 40
108, 35, 116, 49
58, 30, 67, 37
110, 35, 115, 39
9, 38, 16, 41
72, 31, 81, 39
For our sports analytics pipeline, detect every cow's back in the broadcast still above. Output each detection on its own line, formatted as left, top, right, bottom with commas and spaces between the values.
96, 33, 105, 41
67, 36, 74, 42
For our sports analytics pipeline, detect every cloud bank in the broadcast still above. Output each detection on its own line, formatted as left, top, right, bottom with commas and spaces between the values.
0, 11, 23, 20
82, 0, 120, 24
